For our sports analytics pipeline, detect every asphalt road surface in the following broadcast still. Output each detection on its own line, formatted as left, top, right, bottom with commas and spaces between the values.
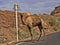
17, 32, 60, 45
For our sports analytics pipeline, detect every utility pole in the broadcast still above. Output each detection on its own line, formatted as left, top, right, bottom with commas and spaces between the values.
14, 3, 19, 42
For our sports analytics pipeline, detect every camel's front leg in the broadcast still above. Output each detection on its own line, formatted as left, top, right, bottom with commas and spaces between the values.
37, 25, 42, 41
27, 26, 34, 42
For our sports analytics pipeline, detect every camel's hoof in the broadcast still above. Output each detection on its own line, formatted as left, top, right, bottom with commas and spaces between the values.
31, 40, 35, 43
36, 38, 45, 41
41, 39, 45, 41
31, 39, 35, 43
36, 39, 40, 41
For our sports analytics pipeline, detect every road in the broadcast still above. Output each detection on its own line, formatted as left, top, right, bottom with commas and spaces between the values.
16, 32, 60, 45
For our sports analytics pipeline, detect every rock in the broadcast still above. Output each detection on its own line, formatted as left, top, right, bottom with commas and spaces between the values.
51, 5, 60, 16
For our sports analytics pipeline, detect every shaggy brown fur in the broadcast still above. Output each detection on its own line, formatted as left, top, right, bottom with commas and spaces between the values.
20, 12, 47, 42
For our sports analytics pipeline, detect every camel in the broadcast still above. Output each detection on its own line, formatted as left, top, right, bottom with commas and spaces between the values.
20, 12, 48, 42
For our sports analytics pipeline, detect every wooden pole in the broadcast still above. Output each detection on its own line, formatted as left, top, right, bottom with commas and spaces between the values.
15, 3, 19, 41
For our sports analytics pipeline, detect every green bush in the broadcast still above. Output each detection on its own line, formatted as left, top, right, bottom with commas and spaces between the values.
49, 18, 60, 31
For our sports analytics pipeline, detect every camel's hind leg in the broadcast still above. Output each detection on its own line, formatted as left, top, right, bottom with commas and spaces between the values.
42, 28, 45, 41
37, 25, 43, 41
38, 26, 45, 41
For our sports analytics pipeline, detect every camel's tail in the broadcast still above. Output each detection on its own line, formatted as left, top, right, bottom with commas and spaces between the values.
40, 18, 48, 29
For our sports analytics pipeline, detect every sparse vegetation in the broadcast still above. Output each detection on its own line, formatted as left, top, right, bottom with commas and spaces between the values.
0, 6, 60, 44
49, 18, 60, 31
18, 27, 39, 40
